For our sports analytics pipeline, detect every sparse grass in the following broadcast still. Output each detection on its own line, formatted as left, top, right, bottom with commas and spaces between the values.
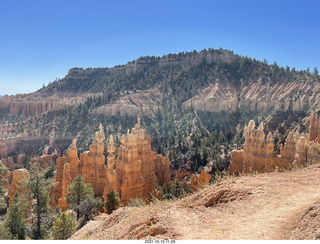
128, 198, 146, 207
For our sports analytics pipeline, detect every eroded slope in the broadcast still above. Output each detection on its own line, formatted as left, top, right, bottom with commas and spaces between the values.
71, 164, 320, 240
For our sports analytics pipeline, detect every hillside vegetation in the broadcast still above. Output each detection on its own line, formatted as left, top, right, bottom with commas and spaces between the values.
2, 48, 319, 173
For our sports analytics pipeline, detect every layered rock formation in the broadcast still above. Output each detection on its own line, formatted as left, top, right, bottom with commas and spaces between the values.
94, 88, 163, 117
51, 119, 171, 209
309, 111, 320, 141
78, 124, 108, 196
182, 78, 320, 113
7, 169, 30, 204
57, 163, 72, 211
0, 90, 98, 116
51, 126, 109, 209
103, 118, 170, 205
0, 94, 69, 116
229, 114, 320, 174
50, 138, 80, 207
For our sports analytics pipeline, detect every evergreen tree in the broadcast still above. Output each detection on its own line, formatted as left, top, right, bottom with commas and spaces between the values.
0, 162, 9, 213
169, 180, 186, 199
26, 162, 53, 240
0, 223, 14, 240
51, 212, 76, 240
66, 174, 95, 220
78, 195, 102, 228
105, 190, 120, 214
4, 193, 27, 240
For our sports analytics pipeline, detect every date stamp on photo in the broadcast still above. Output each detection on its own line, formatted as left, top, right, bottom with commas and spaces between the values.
145, 240, 176, 244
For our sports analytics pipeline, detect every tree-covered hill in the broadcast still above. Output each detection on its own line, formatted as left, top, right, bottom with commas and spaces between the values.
2, 48, 319, 174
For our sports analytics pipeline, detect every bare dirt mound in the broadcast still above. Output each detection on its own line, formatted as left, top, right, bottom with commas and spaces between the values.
71, 164, 320, 240
290, 200, 320, 240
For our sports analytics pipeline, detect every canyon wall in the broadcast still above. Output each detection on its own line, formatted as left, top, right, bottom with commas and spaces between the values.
0, 95, 68, 116
0, 92, 96, 116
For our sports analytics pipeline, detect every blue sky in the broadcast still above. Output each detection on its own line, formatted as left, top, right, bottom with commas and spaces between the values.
1, 0, 320, 95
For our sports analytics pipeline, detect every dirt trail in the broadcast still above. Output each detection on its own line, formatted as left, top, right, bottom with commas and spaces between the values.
170, 165, 320, 239
71, 164, 320, 240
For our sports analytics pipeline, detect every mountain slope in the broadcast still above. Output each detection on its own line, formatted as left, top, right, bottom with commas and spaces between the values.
0, 48, 318, 174
71, 164, 320, 240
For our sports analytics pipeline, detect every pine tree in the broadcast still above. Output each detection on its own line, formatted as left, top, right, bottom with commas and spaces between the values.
0, 162, 9, 213
105, 190, 120, 214
169, 180, 186, 199
66, 174, 95, 220
78, 195, 102, 228
0, 223, 14, 240
26, 162, 53, 240
51, 212, 76, 240
4, 193, 27, 240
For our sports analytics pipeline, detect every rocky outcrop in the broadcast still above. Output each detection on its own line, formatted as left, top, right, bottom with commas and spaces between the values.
104, 118, 156, 205
57, 163, 72, 211
103, 118, 171, 206
183, 83, 238, 112
78, 124, 108, 196
50, 139, 80, 207
0, 94, 69, 116
51, 125, 109, 209
0, 91, 97, 116
173, 170, 193, 188
190, 170, 211, 192
104, 136, 117, 200
154, 155, 171, 187
51, 119, 171, 209
1, 157, 14, 171
182, 78, 320, 113
7, 169, 30, 204
229, 114, 320, 174
94, 88, 163, 117
310, 111, 320, 141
